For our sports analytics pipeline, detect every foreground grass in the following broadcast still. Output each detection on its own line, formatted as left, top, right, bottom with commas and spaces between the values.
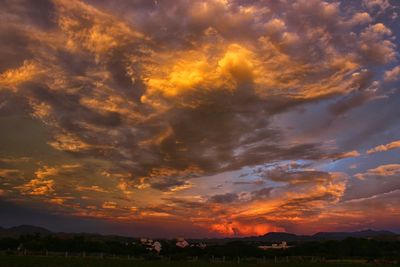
0, 256, 398, 267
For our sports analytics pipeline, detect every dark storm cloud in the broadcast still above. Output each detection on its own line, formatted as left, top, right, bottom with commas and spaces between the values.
343, 175, 400, 202
2, 0, 57, 30
0, 26, 33, 72
242, 161, 344, 186
1, 0, 390, 188
0, 92, 31, 117
328, 69, 380, 115
250, 187, 273, 200
149, 178, 190, 191
267, 169, 332, 185
209, 192, 239, 204
27, 84, 123, 128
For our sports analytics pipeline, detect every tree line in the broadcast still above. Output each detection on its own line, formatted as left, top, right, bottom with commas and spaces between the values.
1, 234, 399, 261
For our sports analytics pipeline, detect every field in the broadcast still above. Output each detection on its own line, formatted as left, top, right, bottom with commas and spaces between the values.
0, 256, 399, 267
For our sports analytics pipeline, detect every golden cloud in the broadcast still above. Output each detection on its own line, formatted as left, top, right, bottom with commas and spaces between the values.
0, 61, 42, 91
76, 185, 108, 193
16, 178, 55, 196
355, 164, 400, 180
367, 140, 400, 154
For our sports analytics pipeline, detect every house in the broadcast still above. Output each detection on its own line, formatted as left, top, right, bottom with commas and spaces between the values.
258, 241, 289, 250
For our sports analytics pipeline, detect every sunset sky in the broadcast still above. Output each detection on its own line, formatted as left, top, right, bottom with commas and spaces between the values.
1, 0, 400, 238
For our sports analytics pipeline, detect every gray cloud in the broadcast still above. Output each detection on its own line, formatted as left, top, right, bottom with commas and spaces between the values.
209, 193, 239, 204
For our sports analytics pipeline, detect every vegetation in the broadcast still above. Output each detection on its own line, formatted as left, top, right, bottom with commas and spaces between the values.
0, 234, 399, 266
1, 256, 399, 267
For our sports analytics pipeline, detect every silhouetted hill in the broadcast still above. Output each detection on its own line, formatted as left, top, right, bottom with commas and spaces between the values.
0, 225, 398, 242
312, 229, 396, 240
247, 230, 398, 242
0, 225, 135, 242
211, 230, 399, 243
0, 225, 51, 237
243, 232, 307, 242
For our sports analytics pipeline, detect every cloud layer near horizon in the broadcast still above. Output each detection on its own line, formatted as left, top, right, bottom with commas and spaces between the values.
0, 0, 399, 237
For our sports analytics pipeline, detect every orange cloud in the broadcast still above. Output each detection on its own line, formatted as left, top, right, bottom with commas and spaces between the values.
0, 61, 42, 91
141, 43, 257, 106
102, 201, 117, 209
48, 133, 104, 152
55, 0, 144, 56
76, 185, 108, 193
16, 178, 55, 196
384, 65, 400, 83
47, 197, 74, 205
210, 221, 284, 236
0, 169, 23, 179
1, 0, 399, 237
329, 150, 361, 161
34, 166, 59, 179
34, 164, 81, 179
367, 140, 400, 154
355, 164, 400, 180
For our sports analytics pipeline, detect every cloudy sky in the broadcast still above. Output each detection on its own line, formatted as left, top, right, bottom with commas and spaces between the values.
0, 0, 400, 238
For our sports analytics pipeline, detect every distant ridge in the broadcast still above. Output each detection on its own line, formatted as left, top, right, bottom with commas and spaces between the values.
311, 229, 396, 240
0, 225, 398, 241
196, 229, 398, 243
242, 232, 307, 242
242, 229, 398, 242
0, 225, 51, 237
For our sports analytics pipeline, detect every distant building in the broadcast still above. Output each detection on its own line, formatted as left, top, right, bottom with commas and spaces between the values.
140, 238, 162, 253
176, 237, 190, 248
258, 241, 289, 250
189, 242, 207, 249
153, 241, 162, 253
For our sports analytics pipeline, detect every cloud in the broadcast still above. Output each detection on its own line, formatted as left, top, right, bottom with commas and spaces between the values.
16, 177, 55, 196
0, 0, 399, 236
355, 164, 400, 180
47, 196, 74, 205
384, 66, 400, 83
247, 161, 348, 185
48, 197, 65, 205
1, 0, 390, 191
320, 190, 400, 233
328, 69, 382, 115
209, 193, 238, 204
12, 164, 87, 197
34, 164, 81, 179
154, 165, 347, 236
0, 157, 31, 164
358, 23, 396, 65
362, 0, 391, 14
0, 61, 42, 92
204, 173, 346, 235
328, 150, 361, 161
76, 185, 108, 193
0, 168, 23, 179
367, 140, 400, 154
102, 201, 117, 209
210, 221, 284, 236
34, 166, 59, 179
343, 12, 372, 27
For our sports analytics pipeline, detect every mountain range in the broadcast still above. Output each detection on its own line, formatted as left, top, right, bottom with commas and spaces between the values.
240, 229, 398, 242
0, 225, 398, 242
0, 225, 51, 237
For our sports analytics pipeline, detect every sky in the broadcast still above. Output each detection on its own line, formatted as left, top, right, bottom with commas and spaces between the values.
0, 0, 400, 238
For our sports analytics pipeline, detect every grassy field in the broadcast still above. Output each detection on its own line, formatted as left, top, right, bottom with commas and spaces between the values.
0, 256, 399, 267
